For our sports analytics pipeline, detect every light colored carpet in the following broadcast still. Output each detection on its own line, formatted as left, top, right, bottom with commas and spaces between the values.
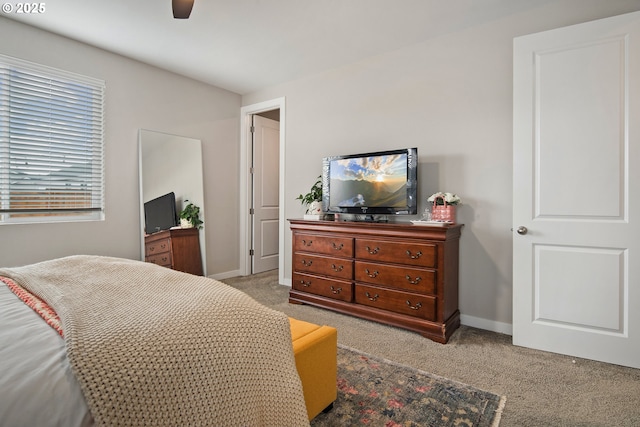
222, 270, 640, 427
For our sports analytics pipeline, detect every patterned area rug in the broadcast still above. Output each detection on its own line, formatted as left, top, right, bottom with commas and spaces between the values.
311, 346, 505, 427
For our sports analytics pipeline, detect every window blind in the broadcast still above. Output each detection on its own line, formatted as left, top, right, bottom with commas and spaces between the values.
0, 54, 105, 223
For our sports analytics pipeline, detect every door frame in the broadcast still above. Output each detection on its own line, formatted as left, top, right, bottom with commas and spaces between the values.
239, 97, 286, 283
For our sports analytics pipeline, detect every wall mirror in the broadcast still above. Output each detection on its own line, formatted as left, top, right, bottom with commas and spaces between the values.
138, 129, 206, 276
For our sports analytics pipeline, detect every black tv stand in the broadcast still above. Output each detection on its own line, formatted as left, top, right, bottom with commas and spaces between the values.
336, 214, 389, 223
360, 215, 388, 223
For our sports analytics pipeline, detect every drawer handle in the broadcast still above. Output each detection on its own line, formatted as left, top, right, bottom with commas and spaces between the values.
406, 250, 422, 259
301, 259, 313, 267
330, 286, 342, 294
331, 263, 344, 272
302, 239, 313, 247
299, 280, 311, 287
366, 246, 380, 255
161, 256, 169, 263
405, 275, 422, 285
364, 269, 379, 278
149, 246, 155, 252
332, 242, 344, 251
365, 292, 379, 301
406, 300, 423, 310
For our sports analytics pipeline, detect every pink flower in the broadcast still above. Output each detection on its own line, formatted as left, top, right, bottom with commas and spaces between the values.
387, 399, 404, 409
337, 378, 359, 395
415, 385, 432, 393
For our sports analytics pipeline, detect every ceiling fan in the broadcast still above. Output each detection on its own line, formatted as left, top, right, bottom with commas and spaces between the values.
172, 0, 194, 19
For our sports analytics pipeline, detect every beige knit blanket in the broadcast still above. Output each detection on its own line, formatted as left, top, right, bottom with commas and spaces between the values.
0, 256, 310, 427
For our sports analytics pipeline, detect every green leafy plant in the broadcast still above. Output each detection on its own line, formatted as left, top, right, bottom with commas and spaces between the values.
296, 176, 323, 207
180, 200, 203, 229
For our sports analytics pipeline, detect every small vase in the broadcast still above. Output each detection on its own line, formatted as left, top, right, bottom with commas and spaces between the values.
180, 218, 194, 228
431, 196, 456, 223
307, 201, 322, 215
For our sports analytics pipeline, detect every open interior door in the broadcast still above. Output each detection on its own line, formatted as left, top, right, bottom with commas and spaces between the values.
251, 115, 280, 274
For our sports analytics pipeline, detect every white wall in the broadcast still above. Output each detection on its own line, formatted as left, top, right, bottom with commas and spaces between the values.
0, 18, 242, 275
242, 0, 640, 332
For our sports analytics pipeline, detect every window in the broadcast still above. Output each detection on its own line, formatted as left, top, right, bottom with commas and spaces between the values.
0, 54, 105, 224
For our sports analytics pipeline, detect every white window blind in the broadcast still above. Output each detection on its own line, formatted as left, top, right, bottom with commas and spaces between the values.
0, 54, 105, 223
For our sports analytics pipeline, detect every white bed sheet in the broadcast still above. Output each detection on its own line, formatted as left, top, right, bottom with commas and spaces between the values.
0, 283, 92, 427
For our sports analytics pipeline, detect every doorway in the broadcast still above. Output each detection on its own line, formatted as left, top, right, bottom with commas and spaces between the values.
251, 112, 280, 273
239, 98, 286, 282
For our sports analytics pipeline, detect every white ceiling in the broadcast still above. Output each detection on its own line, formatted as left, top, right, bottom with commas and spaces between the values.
6, 0, 550, 94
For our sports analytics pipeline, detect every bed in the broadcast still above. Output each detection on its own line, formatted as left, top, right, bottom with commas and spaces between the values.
0, 255, 310, 427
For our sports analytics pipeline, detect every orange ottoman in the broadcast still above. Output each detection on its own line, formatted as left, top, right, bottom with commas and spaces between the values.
289, 317, 337, 420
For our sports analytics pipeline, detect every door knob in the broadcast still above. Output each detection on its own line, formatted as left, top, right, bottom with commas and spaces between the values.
516, 226, 528, 235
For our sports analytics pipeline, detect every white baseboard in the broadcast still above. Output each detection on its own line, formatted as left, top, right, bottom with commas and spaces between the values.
460, 314, 512, 336
209, 269, 241, 281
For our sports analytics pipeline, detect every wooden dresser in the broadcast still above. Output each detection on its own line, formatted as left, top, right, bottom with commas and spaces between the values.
144, 228, 203, 276
289, 219, 462, 343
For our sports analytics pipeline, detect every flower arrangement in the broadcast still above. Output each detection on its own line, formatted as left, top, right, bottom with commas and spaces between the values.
427, 192, 461, 206
427, 192, 460, 223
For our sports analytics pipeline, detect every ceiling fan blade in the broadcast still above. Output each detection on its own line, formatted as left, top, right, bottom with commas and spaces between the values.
172, 0, 194, 19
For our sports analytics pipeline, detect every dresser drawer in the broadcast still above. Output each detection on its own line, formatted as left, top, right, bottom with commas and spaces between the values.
293, 253, 353, 280
145, 238, 171, 256
146, 252, 172, 268
354, 284, 436, 321
355, 261, 436, 294
294, 233, 354, 257
355, 238, 437, 268
292, 273, 353, 302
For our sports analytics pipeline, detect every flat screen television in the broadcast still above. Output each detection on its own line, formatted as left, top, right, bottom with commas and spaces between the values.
144, 192, 178, 234
322, 147, 418, 218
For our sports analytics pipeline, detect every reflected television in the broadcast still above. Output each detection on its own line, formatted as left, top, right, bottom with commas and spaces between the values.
144, 192, 178, 234
321, 147, 418, 217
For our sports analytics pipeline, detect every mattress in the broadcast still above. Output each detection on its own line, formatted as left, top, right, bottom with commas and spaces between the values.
0, 283, 93, 426
0, 256, 310, 427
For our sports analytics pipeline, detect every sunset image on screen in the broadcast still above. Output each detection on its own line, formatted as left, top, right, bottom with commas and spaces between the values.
329, 153, 407, 208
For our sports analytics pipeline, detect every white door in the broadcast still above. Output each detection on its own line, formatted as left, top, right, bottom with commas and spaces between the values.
251, 115, 280, 273
513, 11, 640, 368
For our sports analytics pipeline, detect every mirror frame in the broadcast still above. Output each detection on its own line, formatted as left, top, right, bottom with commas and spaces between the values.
138, 129, 207, 276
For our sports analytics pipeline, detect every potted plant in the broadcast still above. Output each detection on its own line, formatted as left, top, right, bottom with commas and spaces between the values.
296, 176, 323, 219
179, 200, 203, 229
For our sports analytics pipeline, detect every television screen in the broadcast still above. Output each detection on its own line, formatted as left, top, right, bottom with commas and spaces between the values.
322, 148, 417, 216
144, 192, 178, 234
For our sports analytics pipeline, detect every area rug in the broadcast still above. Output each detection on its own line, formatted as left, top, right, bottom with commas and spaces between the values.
311, 345, 506, 427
